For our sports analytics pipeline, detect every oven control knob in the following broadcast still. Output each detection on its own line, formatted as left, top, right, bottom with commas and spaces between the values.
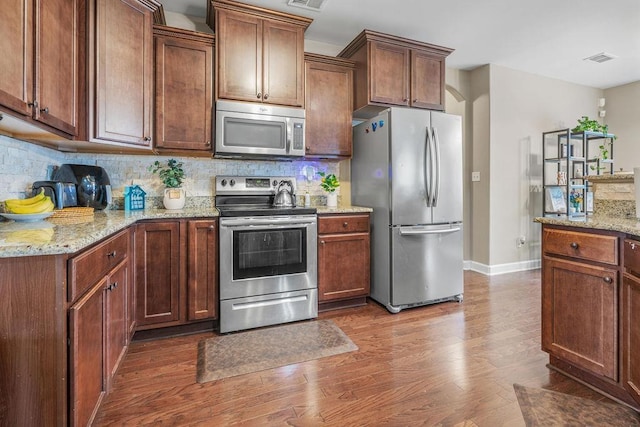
229, 179, 236, 187
220, 179, 227, 187
272, 179, 278, 187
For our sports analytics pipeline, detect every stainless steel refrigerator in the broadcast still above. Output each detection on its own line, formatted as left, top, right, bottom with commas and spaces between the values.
351, 107, 463, 313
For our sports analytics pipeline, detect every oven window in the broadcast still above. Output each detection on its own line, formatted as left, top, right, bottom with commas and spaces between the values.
233, 227, 306, 279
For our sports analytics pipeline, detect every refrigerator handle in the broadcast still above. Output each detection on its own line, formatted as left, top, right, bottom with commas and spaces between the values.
432, 127, 441, 207
424, 126, 432, 206
399, 227, 461, 236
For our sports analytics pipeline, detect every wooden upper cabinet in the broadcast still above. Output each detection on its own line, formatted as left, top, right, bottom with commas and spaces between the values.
369, 41, 410, 106
0, 0, 33, 117
154, 26, 214, 152
304, 53, 355, 158
210, 0, 311, 107
90, 0, 153, 147
0, 0, 78, 135
339, 30, 452, 115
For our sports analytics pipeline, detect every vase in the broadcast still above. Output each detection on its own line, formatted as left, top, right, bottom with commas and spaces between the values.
326, 192, 337, 208
163, 187, 186, 210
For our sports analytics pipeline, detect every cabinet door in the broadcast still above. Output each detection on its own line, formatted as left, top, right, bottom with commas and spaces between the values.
318, 232, 370, 302
134, 221, 181, 326
0, 0, 32, 116
622, 273, 640, 405
94, 0, 152, 146
154, 33, 213, 151
410, 49, 444, 110
35, 0, 78, 135
105, 260, 128, 391
542, 256, 618, 380
305, 58, 353, 157
262, 19, 304, 107
187, 220, 218, 320
369, 41, 409, 106
69, 278, 105, 427
216, 9, 262, 102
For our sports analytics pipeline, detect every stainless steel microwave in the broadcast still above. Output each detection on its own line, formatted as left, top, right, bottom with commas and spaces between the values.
215, 100, 305, 159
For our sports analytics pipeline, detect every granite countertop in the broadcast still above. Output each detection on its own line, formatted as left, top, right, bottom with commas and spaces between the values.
0, 204, 373, 258
587, 172, 634, 182
535, 214, 640, 237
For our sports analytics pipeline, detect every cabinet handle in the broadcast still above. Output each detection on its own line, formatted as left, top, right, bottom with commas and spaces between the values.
257, 92, 262, 99
320, 240, 325, 245
143, 136, 151, 142
306, 146, 310, 151
112, 281, 118, 289
206, 141, 211, 146
631, 243, 637, 250
403, 98, 408, 102
40, 107, 49, 114
28, 101, 38, 108
570, 242, 579, 249
106, 284, 113, 291
343, 222, 348, 228
603, 276, 613, 284
263, 93, 269, 100
107, 251, 116, 258
413, 99, 418, 103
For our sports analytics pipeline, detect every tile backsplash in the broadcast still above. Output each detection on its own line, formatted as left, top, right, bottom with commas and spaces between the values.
0, 134, 341, 203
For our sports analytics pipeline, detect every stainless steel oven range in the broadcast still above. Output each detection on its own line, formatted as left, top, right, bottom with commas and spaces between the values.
216, 176, 318, 333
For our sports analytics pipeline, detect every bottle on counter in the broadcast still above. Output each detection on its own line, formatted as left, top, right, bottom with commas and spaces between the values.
304, 191, 311, 207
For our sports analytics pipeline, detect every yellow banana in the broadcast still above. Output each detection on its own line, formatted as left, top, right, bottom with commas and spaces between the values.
6, 196, 55, 214
3, 188, 46, 207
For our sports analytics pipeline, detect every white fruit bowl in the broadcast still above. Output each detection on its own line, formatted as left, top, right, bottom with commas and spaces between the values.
0, 212, 54, 222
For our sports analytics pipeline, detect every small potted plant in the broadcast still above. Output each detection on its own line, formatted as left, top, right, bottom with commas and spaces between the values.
318, 171, 339, 208
149, 159, 186, 209
571, 116, 616, 172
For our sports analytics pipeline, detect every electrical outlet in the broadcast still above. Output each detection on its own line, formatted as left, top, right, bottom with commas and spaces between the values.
516, 236, 526, 248
471, 171, 480, 182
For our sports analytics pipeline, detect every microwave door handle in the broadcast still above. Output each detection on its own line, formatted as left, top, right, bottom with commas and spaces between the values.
285, 118, 292, 154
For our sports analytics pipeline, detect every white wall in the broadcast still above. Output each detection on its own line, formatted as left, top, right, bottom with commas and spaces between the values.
604, 81, 640, 173
486, 64, 602, 271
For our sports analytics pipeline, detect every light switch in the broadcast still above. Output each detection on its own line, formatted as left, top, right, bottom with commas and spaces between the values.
471, 171, 480, 182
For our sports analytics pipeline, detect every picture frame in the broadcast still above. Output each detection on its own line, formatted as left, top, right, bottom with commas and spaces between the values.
545, 187, 566, 213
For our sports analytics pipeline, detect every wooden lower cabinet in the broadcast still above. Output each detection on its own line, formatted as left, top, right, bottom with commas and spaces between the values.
318, 214, 370, 310
623, 238, 640, 405
542, 256, 618, 380
135, 219, 218, 329
69, 258, 129, 427
541, 225, 640, 410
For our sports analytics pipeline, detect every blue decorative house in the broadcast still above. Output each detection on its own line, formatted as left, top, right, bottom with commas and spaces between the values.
124, 185, 146, 211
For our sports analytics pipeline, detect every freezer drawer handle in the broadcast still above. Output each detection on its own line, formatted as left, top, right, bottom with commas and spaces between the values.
399, 227, 461, 236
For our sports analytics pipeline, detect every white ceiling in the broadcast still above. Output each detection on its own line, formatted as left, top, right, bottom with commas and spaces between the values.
160, 0, 640, 89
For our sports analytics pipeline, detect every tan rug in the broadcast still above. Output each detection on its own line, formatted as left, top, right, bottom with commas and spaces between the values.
197, 320, 358, 383
514, 384, 640, 426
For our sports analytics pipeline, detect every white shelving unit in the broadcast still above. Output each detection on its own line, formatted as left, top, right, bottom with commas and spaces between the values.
542, 129, 614, 218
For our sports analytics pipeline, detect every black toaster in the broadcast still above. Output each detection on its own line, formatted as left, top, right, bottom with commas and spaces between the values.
32, 181, 78, 209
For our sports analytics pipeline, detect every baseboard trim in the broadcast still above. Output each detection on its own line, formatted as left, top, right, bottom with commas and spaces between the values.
465, 259, 541, 276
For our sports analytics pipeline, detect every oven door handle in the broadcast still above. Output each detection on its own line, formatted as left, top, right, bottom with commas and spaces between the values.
221, 217, 317, 228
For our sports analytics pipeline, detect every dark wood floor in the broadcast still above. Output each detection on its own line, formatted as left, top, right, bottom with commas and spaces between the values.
94, 270, 612, 426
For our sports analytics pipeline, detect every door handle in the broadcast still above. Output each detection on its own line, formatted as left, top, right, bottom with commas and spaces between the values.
399, 227, 461, 236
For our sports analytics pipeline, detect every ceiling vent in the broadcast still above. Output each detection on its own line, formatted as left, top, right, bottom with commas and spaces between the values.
583, 52, 617, 63
287, 0, 327, 11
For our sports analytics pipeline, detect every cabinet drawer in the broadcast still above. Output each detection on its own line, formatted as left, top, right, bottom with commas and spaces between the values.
318, 214, 369, 234
624, 238, 640, 276
69, 229, 130, 302
543, 228, 618, 265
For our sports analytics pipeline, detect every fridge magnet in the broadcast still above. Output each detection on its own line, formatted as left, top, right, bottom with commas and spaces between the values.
372, 122, 378, 132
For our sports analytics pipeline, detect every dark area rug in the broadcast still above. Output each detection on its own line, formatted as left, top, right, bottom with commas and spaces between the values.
197, 319, 358, 383
514, 384, 640, 426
